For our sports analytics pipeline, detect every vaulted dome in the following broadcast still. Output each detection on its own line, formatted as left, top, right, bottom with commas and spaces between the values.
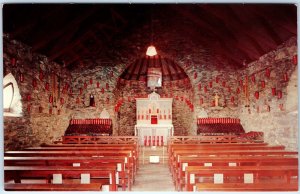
119, 55, 188, 82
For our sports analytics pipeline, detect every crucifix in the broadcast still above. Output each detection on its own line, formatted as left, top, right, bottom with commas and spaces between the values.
214, 93, 220, 107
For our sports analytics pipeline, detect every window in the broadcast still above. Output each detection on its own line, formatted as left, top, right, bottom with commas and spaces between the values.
3, 73, 22, 117
3, 83, 14, 111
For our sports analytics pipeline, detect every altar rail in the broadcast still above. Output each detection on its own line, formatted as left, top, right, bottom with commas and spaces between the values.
65, 118, 112, 136
62, 136, 139, 144
197, 118, 240, 124
168, 134, 264, 145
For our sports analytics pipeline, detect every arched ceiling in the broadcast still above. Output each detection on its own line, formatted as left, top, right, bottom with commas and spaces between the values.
119, 55, 188, 82
3, 4, 297, 70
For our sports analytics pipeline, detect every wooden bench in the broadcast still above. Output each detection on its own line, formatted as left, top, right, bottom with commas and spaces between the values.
5, 183, 103, 191
169, 149, 297, 178
5, 149, 136, 191
169, 145, 286, 170
184, 165, 298, 191
195, 182, 298, 191
174, 156, 298, 191
4, 166, 118, 191
4, 156, 131, 191
5, 150, 135, 174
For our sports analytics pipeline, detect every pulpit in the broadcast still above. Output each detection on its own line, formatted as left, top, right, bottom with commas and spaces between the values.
135, 92, 173, 145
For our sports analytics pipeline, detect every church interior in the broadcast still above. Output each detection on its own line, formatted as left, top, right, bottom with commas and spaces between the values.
2, 3, 298, 191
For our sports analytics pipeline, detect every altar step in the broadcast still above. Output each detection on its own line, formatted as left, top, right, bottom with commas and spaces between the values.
138, 146, 168, 164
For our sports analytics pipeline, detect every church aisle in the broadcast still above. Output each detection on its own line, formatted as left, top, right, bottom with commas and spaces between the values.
131, 164, 175, 191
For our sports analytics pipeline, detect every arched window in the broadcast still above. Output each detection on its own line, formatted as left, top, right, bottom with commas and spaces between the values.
3, 73, 22, 117
3, 83, 14, 111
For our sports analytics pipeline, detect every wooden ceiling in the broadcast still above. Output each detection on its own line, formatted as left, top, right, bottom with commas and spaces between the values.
3, 4, 297, 70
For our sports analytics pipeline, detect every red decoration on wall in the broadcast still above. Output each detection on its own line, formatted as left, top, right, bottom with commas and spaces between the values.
49, 95, 53, 103
216, 76, 219, 83
254, 91, 259, 99
236, 88, 240, 94
265, 68, 271, 78
45, 82, 49, 91
277, 90, 282, 99
49, 108, 53, 114
11, 58, 16, 67
209, 81, 213, 88
39, 70, 43, 81
251, 74, 255, 83
198, 84, 201, 91
80, 88, 83, 95
60, 98, 64, 105
222, 81, 226, 87
76, 97, 80, 104
27, 94, 31, 101
101, 88, 104, 94
84, 82, 87, 89
27, 104, 31, 112
211, 100, 215, 107
283, 73, 288, 82
227, 87, 231, 92
239, 80, 243, 86
106, 97, 109, 104
32, 78, 37, 88
261, 80, 265, 88
90, 78, 93, 84
106, 83, 109, 90
204, 86, 207, 93
230, 96, 234, 103
19, 72, 24, 83
293, 55, 297, 65
97, 82, 100, 88
194, 72, 197, 79
200, 98, 203, 105
69, 88, 73, 95
272, 88, 276, 96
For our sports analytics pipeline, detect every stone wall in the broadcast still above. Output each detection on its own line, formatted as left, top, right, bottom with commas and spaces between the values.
237, 37, 298, 150
3, 35, 72, 150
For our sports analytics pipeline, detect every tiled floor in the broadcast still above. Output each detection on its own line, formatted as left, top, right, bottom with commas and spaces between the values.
131, 163, 175, 191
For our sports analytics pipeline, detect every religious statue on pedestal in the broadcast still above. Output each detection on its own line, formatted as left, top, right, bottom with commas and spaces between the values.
214, 93, 220, 107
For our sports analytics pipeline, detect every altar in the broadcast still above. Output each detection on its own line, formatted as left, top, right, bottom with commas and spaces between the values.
134, 92, 173, 145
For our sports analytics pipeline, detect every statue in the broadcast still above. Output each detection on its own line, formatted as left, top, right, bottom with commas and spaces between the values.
214, 93, 220, 107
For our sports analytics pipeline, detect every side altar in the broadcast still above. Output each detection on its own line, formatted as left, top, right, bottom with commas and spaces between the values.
134, 92, 173, 145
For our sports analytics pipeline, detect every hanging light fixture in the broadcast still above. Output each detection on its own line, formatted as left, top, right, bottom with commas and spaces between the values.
146, 45, 157, 56
146, 6, 157, 57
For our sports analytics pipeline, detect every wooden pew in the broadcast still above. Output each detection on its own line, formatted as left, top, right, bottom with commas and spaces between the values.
5, 149, 136, 191
4, 150, 134, 172
5, 183, 103, 191
25, 145, 139, 171
168, 143, 270, 166
195, 182, 298, 191
4, 166, 118, 191
4, 156, 131, 191
174, 156, 298, 191
184, 165, 298, 191
169, 149, 297, 178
